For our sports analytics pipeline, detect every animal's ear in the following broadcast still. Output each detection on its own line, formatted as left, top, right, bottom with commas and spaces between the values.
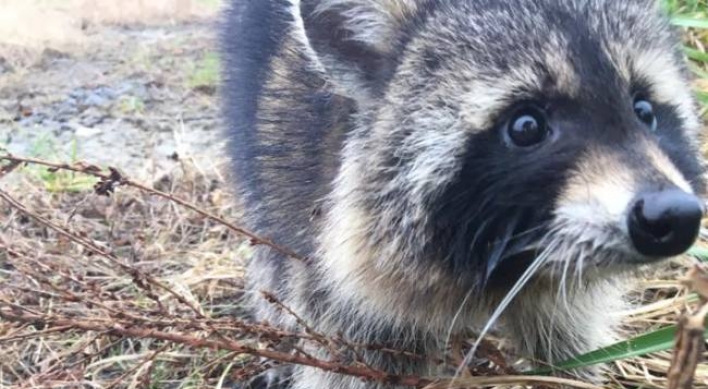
299, 0, 419, 99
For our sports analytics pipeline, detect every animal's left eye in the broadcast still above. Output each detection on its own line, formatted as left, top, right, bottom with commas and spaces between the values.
633, 97, 657, 131
505, 106, 550, 148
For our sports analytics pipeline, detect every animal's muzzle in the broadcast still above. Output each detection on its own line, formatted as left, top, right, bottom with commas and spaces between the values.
627, 189, 704, 257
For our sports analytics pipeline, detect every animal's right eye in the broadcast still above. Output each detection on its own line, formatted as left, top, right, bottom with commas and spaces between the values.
505, 107, 550, 148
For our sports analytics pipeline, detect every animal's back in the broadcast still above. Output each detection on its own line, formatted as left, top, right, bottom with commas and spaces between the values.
221, 0, 352, 256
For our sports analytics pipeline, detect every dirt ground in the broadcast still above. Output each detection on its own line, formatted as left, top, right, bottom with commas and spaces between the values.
1, 0, 223, 179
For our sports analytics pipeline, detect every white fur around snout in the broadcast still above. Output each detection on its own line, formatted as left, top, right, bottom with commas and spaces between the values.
552, 145, 695, 262
555, 177, 636, 236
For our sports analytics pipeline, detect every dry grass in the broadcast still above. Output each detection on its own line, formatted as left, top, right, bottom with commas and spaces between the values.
0, 156, 254, 388
611, 258, 708, 388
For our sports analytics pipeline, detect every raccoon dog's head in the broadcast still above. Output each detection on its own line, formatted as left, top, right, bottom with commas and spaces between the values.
305, 0, 706, 292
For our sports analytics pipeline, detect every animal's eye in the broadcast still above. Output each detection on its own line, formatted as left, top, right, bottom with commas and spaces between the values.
506, 107, 550, 148
633, 97, 657, 131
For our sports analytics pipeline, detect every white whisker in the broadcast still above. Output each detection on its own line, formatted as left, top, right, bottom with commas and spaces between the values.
450, 239, 557, 383
444, 287, 475, 353
558, 241, 572, 311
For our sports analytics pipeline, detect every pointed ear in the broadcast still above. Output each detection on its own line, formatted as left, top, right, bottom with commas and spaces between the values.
299, 0, 420, 99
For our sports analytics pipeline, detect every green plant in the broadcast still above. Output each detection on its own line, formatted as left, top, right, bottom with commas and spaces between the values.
27, 133, 95, 193
188, 51, 220, 91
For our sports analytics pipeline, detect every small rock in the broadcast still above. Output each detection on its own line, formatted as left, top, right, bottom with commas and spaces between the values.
41, 47, 68, 60
38, 48, 70, 68
75, 125, 102, 137
80, 107, 109, 127
0, 57, 13, 74
84, 93, 110, 108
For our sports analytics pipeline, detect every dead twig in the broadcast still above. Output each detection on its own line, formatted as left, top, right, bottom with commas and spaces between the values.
104, 343, 172, 389
0, 186, 203, 318
0, 308, 433, 388
0, 153, 304, 261
0, 308, 601, 389
667, 265, 708, 389
0, 158, 21, 178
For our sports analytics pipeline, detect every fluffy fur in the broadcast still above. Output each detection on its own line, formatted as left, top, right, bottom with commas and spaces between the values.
219, 0, 706, 387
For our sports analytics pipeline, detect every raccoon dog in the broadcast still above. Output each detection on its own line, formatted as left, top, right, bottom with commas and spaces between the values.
220, 0, 706, 387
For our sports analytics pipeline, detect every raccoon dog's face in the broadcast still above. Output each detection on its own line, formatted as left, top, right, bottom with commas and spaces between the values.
310, 0, 706, 291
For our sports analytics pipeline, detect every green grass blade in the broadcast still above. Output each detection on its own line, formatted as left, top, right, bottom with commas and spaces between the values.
689, 63, 708, 79
672, 15, 708, 29
685, 47, 708, 64
694, 91, 708, 106
531, 324, 708, 374
688, 246, 708, 261
531, 244, 708, 374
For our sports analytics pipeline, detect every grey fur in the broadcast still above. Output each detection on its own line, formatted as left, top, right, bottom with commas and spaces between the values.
220, 0, 706, 388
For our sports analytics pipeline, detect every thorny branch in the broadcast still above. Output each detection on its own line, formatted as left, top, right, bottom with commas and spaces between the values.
0, 153, 304, 261
0, 309, 603, 389
0, 308, 430, 387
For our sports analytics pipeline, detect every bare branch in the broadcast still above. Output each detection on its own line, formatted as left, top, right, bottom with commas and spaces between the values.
0, 153, 304, 261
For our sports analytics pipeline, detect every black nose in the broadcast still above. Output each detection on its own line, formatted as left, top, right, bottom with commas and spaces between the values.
628, 189, 704, 257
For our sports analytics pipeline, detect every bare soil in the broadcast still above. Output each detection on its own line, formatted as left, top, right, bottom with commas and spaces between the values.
1, 18, 223, 178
